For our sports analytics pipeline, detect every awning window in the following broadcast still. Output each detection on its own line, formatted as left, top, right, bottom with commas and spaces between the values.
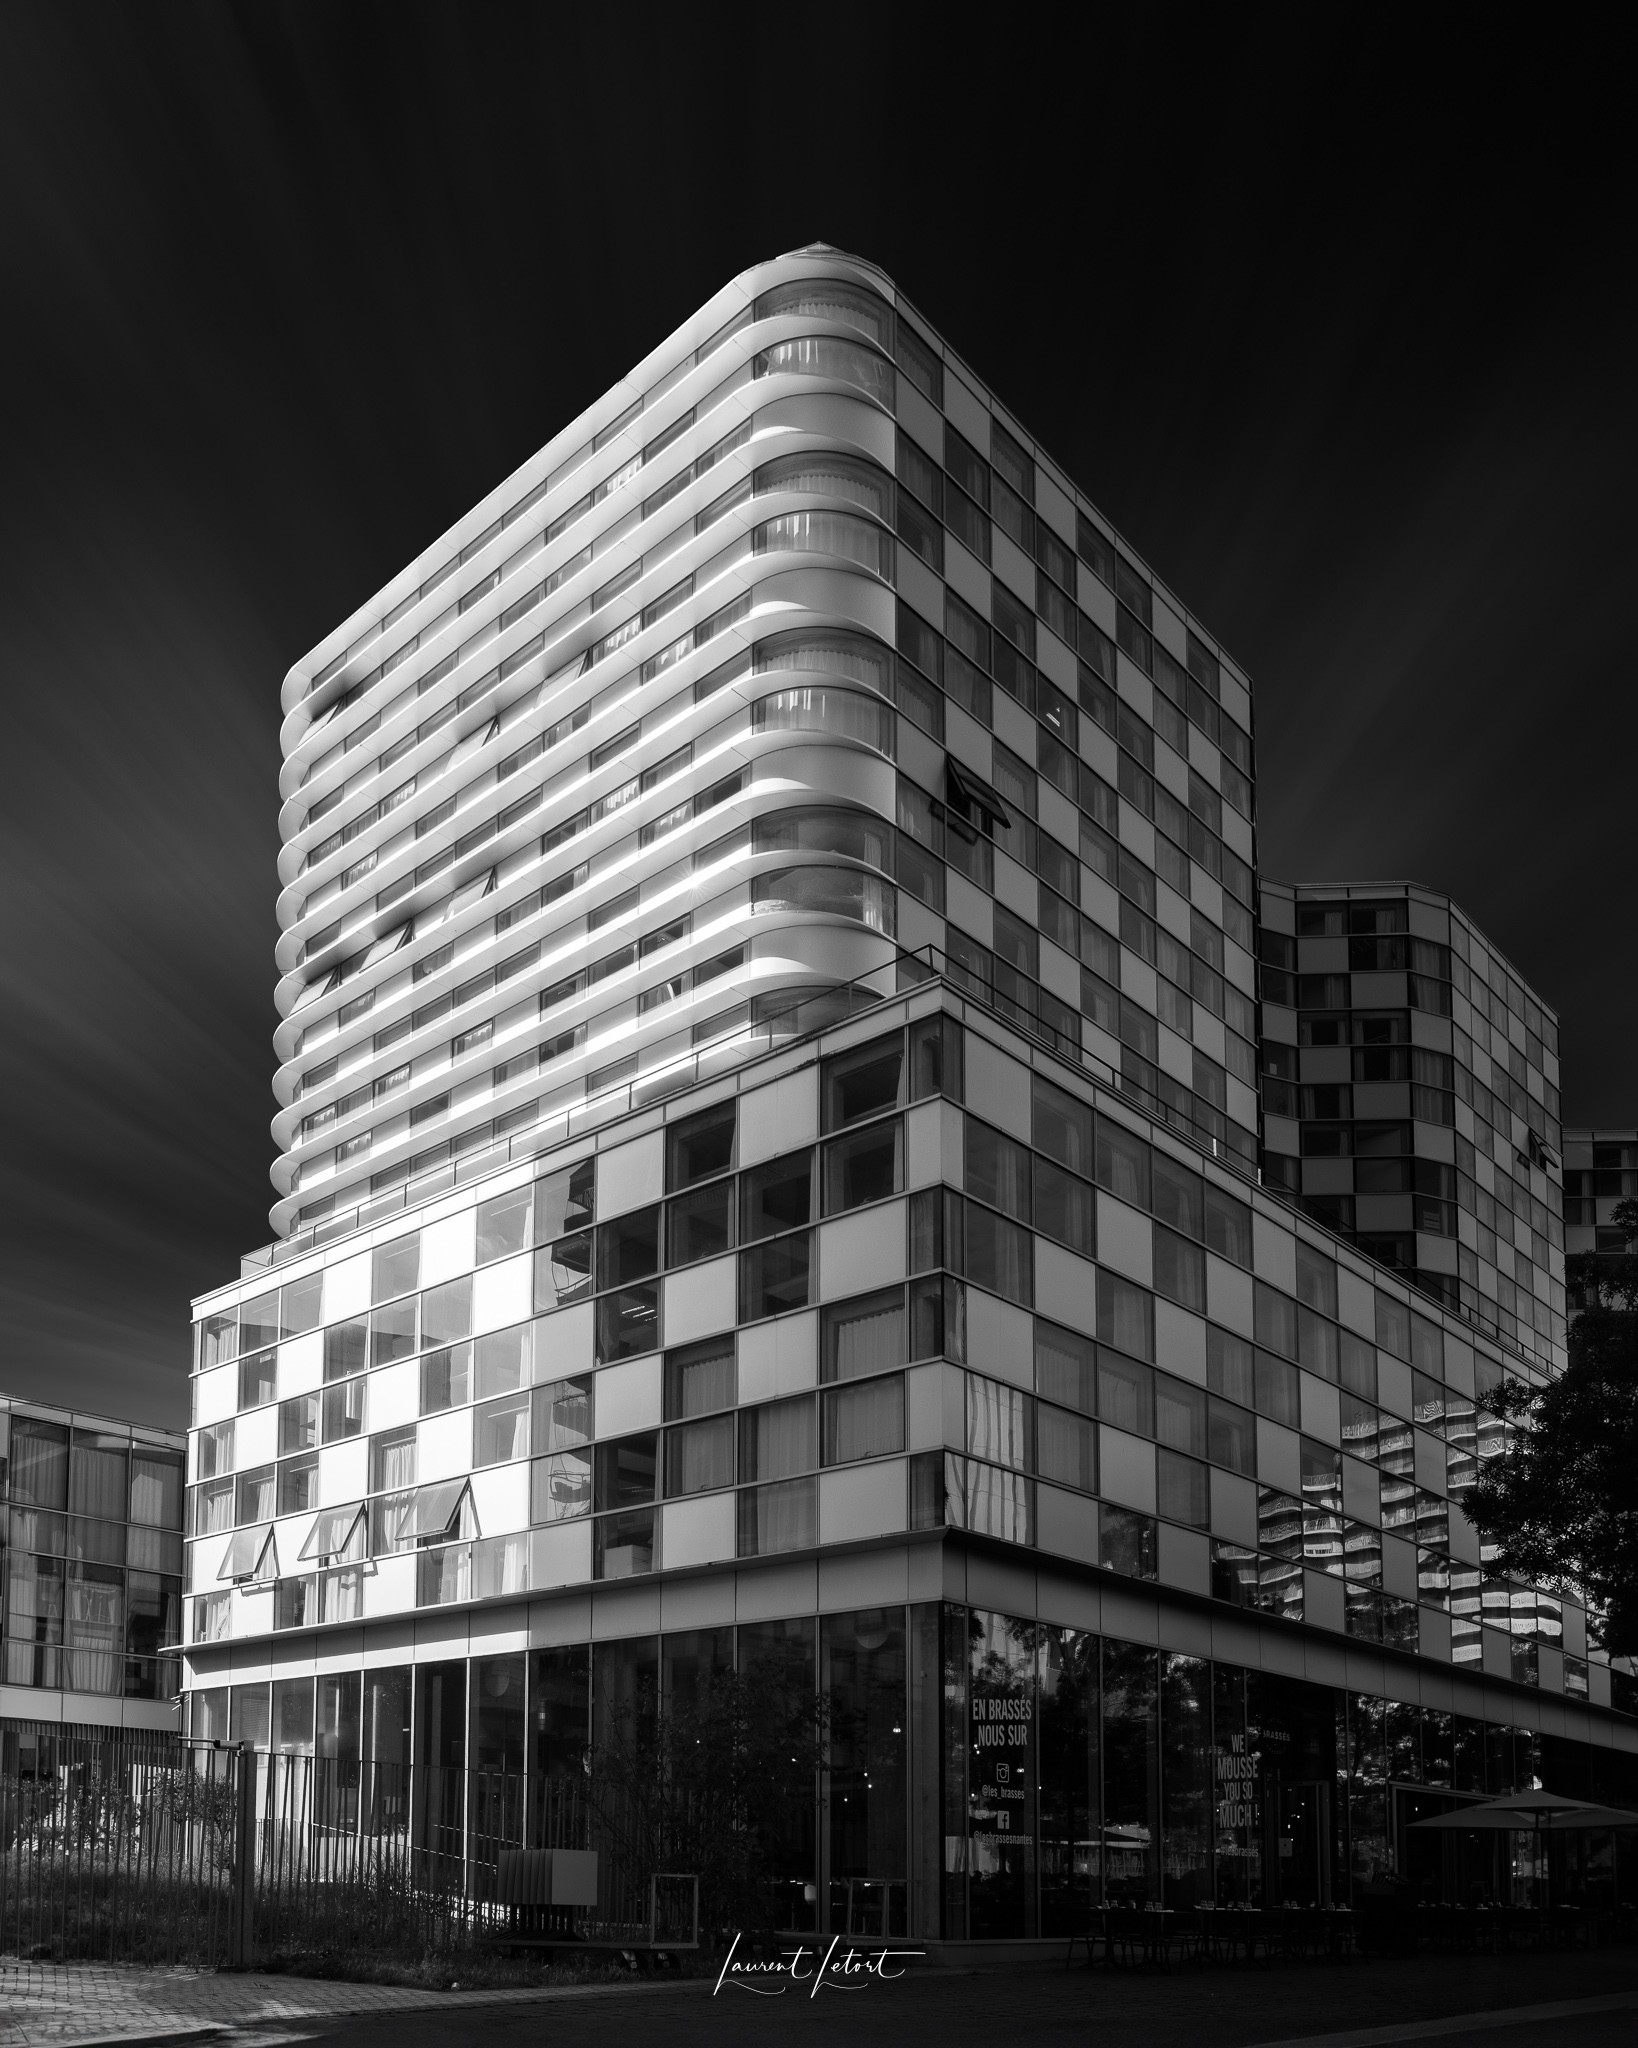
217, 1525, 278, 1583
298, 1502, 367, 1564
410, 1479, 477, 1544
945, 756, 1012, 836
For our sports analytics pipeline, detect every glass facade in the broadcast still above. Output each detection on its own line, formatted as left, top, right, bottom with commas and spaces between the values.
1259, 883, 1566, 1376
0, 1401, 186, 1711
189, 1608, 1638, 1935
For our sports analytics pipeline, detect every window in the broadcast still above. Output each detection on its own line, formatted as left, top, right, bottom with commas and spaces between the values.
421, 1343, 472, 1413
279, 1396, 319, 1456
1204, 1184, 1253, 1267
1254, 1353, 1300, 1427
1209, 1396, 1256, 1475
1157, 1450, 1209, 1528
738, 1476, 818, 1556
823, 1119, 903, 1212
665, 1416, 735, 1496
370, 1427, 417, 1494
1156, 1375, 1207, 1458
535, 1229, 593, 1311
195, 1421, 233, 1483
595, 1435, 657, 1514
1101, 1505, 1156, 1579
1153, 1226, 1205, 1311
277, 1456, 318, 1516
1035, 1321, 1096, 1415
533, 1374, 593, 1453
1032, 1077, 1094, 1179
476, 1394, 530, 1467
477, 1188, 532, 1265
235, 1466, 275, 1525
372, 1235, 420, 1303
1097, 1351, 1153, 1436
741, 1150, 812, 1239
237, 1349, 276, 1410
966, 1120, 1031, 1222
421, 1276, 472, 1346
665, 1338, 736, 1420
597, 1207, 660, 1289
532, 1449, 593, 1523
1095, 1119, 1151, 1207
959, 1201, 1033, 1305
594, 1508, 655, 1579
475, 1323, 530, 1400
596, 1285, 660, 1362
739, 1395, 817, 1482
323, 1319, 368, 1381
822, 1290, 906, 1381
967, 1375, 1031, 1469
739, 1233, 812, 1321
666, 1180, 734, 1266
1207, 1327, 1255, 1406
821, 1377, 904, 1464
1096, 1271, 1154, 1361
910, 1013, 962, 1102
370, 1297, 417, 1367
534, 1159, 596, 1242
1034, 1157, 1094, 1256
667, 1102, 736, 1190
822, 1036, 904, 1130
1152, 1154, 1204, 1240
321, 1379, 365, 1443
1255, 1282, 1299, 1360
1036, 1404, 1096, 1491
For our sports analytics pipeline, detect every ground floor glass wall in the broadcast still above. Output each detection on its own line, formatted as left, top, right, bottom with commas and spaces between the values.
188, 1595, 1638, 1937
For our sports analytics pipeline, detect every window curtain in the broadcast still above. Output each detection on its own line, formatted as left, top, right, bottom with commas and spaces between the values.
830, 1297, 905, 1382
745, 1395, 816, 1482
823, 1378, 904, 1465
750, 1475, 816, 1554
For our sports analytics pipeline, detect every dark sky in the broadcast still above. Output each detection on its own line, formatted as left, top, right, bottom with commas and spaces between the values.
1, 7, 1632, 1426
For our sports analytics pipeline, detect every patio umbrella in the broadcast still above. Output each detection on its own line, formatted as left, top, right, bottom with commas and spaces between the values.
1409, 1790, 1638, 1908
1409, 1791, 1638, 1832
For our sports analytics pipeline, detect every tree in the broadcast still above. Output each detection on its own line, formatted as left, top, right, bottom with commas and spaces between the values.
587, 1658, 827, 1947
1468, 1199, 1638, 1657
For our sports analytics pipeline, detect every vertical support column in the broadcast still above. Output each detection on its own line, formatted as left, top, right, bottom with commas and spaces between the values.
231, 1741, 257, 1967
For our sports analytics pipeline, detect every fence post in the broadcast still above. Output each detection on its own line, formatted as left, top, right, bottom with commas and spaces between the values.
231, 1743, 257, 1967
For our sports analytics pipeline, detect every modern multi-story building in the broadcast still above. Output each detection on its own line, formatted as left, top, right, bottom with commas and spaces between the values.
1258, 882, 1566, 1378
2, 1394, 185, 1758
1561, 1129, 1638, 1271
181, 247, 1637, 1939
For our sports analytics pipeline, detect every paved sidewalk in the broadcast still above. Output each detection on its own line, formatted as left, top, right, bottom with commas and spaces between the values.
0, 1959, 673, 2048
5, 1947, 1638, 2048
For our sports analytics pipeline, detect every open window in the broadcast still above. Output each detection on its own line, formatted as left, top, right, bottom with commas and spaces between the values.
217, 1525, 279, 1585
297, 1501, 367, 1566
944, 755, 1012, 841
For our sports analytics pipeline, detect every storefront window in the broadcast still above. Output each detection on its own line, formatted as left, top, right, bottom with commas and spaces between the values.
965, 1609, 1037, 1937
1101, 1640, 1159, 1902
741, 1618, 820, 1931
823, 1607, 906, 1935
1160, 1654, 1211, 1905
1038, 1627, 1099, 1936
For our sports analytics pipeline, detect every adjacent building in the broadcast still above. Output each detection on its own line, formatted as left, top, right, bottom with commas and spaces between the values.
181, 247, 1637, 1938
1561, 1128, 1638, 1271
1258, 882, 1567, 1378
1, 1395, 186, 1758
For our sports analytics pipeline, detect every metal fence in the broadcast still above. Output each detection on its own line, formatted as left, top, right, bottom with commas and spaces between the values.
0, 1738, 678, 1965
